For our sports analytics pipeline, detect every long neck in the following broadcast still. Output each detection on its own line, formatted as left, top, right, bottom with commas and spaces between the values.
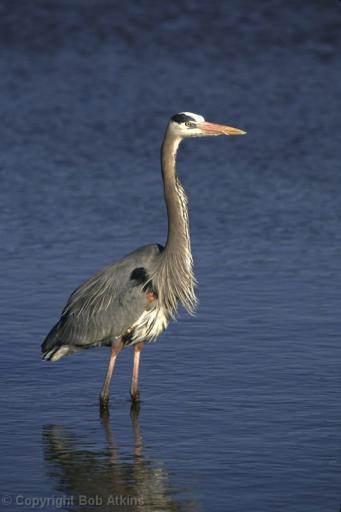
161, 132, 188, 250
152, 129, 197, 316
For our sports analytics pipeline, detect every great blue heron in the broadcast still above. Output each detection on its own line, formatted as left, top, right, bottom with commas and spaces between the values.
42, 112, 246, 408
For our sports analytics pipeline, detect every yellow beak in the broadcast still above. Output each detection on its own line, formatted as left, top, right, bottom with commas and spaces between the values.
197, 121, 247, 136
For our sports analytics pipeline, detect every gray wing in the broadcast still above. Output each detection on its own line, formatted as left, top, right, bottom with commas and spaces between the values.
42, 244, 163, 358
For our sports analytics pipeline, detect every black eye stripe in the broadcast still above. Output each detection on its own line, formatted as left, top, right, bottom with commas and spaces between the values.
171, 113, 196, 124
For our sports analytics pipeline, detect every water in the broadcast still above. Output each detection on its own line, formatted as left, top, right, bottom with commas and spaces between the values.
0, 1, 340, 510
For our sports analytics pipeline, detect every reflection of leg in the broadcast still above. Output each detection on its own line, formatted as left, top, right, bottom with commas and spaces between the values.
100, 407, 118, 463
100, 338, 123, 410
130, 342, 144, 402
130, 402, 142, 459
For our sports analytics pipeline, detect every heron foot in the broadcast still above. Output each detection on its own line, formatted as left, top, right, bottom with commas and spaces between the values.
130, 400, 141, 420
130, 389, 141, 403
99, 402, 110, 419
99, 393, 110, 412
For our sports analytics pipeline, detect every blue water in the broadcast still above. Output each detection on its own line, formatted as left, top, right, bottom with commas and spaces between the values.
0, 1, 340, 510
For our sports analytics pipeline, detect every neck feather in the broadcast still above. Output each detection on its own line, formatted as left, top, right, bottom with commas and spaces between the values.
151, 130, 197, 317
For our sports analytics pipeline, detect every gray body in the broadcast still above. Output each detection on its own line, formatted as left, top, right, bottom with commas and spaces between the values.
42, 244, 166, 361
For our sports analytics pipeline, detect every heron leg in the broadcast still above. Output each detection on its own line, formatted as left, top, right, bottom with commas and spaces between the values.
100, 338, 123, 409
130, 342, 144, 402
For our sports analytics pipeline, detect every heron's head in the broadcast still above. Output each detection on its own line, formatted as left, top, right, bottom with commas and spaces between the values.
169, 112, 246, 139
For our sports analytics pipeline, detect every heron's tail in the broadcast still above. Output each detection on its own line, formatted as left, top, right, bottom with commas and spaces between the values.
42, 345, 72, 361
41, 322, 75, 362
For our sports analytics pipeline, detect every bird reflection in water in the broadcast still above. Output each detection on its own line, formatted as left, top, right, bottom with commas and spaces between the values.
42, 404, 197, 512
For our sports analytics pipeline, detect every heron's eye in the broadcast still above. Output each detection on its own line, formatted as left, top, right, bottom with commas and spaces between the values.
185, 121, 195, 128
